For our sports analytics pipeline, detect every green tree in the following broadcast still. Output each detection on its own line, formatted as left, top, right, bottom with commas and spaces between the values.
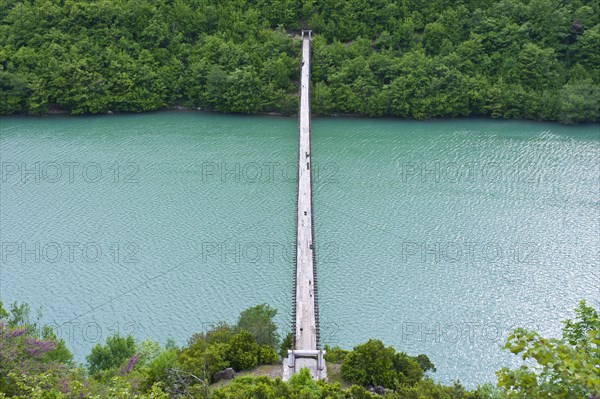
341, 339, 397, 388
288, 367, 321, 397
279, 332, 293, 359
258, 345, 279, 364
142, 347, 179, 391
323, 344, 350, 363
497, 300, 600, 398
393, 352, 423, 386
236, 303, 280, 349
414, 354, 436, 373
86, 333, 136, 375
575, 24, 600, 76
179, 335, 228, 381
0, 301, 8, 320
40, 325, 73, 364
558, 80, 600, 122
226, 330, 260, 371
206, 322, 235, 345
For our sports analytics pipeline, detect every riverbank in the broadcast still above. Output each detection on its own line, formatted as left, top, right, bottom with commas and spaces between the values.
5, 106, 600, 126
2, 299, 597, 398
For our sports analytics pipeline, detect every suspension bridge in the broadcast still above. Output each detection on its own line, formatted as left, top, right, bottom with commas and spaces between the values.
282, 30, 327, 381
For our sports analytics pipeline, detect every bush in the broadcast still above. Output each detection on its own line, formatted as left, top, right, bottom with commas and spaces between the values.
142, 348, 179, 390
258, 345, 279, 364
279, 332, 293, 359
497, 300, 600, 398
324, 344, 350, 363
236, 304, 280, 349
393, 352, 423, 385
207, 322, 235, 345
86, 334, 136, 375
179, 337, 230, 381
414, 354, 436, 373
288, 367, 321, 397
341, 339, 397, 388
341, 340, 429, 389
225, 331, 259, 371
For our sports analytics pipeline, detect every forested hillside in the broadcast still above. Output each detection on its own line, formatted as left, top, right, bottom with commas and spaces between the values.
1, 0, 599, 122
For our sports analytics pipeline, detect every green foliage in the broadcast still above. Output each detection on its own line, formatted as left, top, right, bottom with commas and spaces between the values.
0, 301, 8, 320
236, 303, 280, 349
0, 301, 73, 366
40, 325, 73, 365
210, 376, 289, 399
258, 345, 280, 364
323, 344, 350, 363
141, 348, 178, 391
3, 298, 597, 399
178, 310, 279, 384
6, 302, 36, 327
497, 300, 600, 398
178, 334, 213, 379
86, 333, 136, 375
340, 340, 435, 389
1, 0, 598, 122
209, 372, 489, 399
559, 79, 600, 122
393, 352, 424, 385
288, 367, 321, 397
341, 339, 397, 388
414, 354, 436, 374
226, 330, 260, 371
206, 322, 235, 345
136, 339, 162, 366
279, 332, 293, 359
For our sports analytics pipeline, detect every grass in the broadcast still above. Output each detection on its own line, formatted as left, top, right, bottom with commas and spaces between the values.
209, 363, 283, 390
208, 362, 352, 390
325, 363, 351, 389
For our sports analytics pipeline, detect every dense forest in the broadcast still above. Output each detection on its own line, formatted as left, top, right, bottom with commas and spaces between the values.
1, 0, 599, 122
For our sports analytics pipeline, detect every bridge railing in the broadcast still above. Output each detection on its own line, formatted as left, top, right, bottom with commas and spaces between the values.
291, 38, 303, 350
293, 32, 320, 351
305, 36, 321, 350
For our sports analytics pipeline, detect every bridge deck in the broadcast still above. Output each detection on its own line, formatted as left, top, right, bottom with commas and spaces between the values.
283, 30, 327, 381
295, 32, 317, 352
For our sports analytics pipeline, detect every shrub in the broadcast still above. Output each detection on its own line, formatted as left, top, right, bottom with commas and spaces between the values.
324, 344, 349, 363
279, 332, 293, 359
236, 304, 280, 349
258, 345, 279, 364
225, 331, 259, 371
341, 339, 397, 388
86, 334, 136, 375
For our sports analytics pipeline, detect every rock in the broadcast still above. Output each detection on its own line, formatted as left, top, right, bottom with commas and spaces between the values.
107, 110, 113, 114
374, 386, 385, 395
213, 367, 235, 382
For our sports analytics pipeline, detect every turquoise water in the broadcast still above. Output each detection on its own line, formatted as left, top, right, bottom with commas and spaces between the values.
0, 112, 598, 386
